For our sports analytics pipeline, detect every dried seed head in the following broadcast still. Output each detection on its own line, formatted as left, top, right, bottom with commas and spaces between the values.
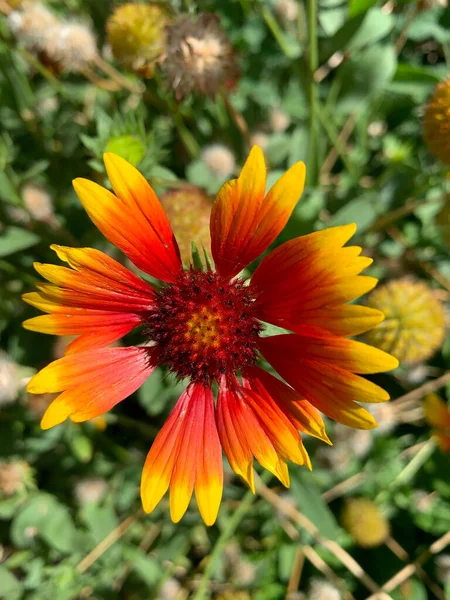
160, 186, 212, 264
250, 131, 269, 151
424, 77, 450, 164
106, 2, 171, 77
309, 579, 341, 600
0, 352, 19, 406
74, 477, 107, 504
201, 144, 236, 177
8, 1, 59, 52
22, 184, 53, 221
164, 13, 238, 101
44, 22, 97, 72
269, 108, 291, 132
0, 460, 33, 496
341, 497, 390, 548
435, 554, 450, 584
364, 278, 446, 364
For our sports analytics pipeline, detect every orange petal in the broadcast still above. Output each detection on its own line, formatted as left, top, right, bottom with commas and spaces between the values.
73, 157, 181, 282
210, 146, 305, 277
244, 366, 330, 444
217, 378, 291, 488
141, 383, 223, 525
259, 336, 390, 430
26, 347, 157, 428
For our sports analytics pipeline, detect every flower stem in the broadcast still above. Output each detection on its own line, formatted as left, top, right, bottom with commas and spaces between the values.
306, 0, 319, 187
192, 471, 271, 600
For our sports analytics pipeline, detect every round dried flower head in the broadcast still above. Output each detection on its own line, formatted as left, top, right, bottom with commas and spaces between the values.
157, 578, 183, 600
74, 477, 107, 504
270, 108, 291, 133
341, 497, 390, 548
275, 0, 299, 22
22, 184, 53, 222
201, 144, 236, 178
44, 22, 98, 73
160, 186, 211, 264
368, 402, 397, 435
0, 460, 33, 496
0, 351, 19, 406
250, 132, 269, 151
7, 1, 59, 52
424, 78, 450, 164
364, 278, 446, 364
435, 554, 450, 584
164, 13, 239, 101
309, 579, 341, 600
106, 3, 171, 78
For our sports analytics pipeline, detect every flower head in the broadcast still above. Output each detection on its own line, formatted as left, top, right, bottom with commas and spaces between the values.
0, 351, 19, 406
22, 183, 53, 222
364, 278, 446, 364
201, 144, 236, 178
341, 497, 390, 548
106, 2, 171, 78
163, 13, 239, 101
424, 78, 450, 164
423, 393, 450, 452
0, 460, 34, 496
44, 22, 97, 73
24, 147, 397, 525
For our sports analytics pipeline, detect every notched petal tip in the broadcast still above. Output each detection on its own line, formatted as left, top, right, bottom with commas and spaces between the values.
40, 398, 71, 430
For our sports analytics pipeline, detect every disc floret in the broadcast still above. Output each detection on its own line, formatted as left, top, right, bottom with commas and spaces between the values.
146, 270, 262, 383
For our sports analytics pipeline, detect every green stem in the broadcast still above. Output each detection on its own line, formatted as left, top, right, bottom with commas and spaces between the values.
306, 0, 319, 187
261, 6, 296, 58
192, 472, 271, 600
316, 101, 359, 180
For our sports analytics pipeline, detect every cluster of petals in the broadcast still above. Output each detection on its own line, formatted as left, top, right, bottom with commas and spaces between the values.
24, 147, 398, 525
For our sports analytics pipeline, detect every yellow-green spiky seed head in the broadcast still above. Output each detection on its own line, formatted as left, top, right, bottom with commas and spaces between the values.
341, 498, 390, 548
160, 186, 212, 264
364, 278, 446, 365
106, 3, 172, 78
424, 78, 450, 164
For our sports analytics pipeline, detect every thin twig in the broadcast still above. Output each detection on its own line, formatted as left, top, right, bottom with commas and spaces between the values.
257, 475, 381, 594
76, 509, 143, 574
391, 372, 450, 408
286, 547, 305, 598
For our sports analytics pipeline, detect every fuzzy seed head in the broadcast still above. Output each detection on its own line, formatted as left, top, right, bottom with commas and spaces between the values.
341, 497, 390, 548
201, 144, 236, 177
8, 1, 59, 51
435, 554, 450, 584
22, 184, 53, 221
160, 186, 212, 264
146, 270, 262, 384
44, 22, 97, 72
424, 78, 450, 164
364, 278, 446, 364
74, 477, 107, 504
250, 132, 269, 151
270, 108, 291, 132
164, 13, 238, 101
0, 352, 19, 406
107, 3, 171, 77
309, 579, 341, 600
0, 460, 33, 496
275, 0, 299, 21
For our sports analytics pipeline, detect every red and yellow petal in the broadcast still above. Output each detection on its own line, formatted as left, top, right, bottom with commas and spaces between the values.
23, 246, 155, 353
216, 377, 309, 490
73, 154, 181, 282
251, 224, 382, 336
244, 366, 330, 444
259, 334, 397, 430
141, 383, 223, 526
27, 347, 157, 428
210, 146, 306, 278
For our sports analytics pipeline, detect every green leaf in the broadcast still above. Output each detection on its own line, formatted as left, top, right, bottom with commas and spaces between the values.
0, 565, 22, 598
0, 227, 40, 257
290, 471, 341, 541
349, 0, 378, 17
11, 493, 77, 554
123, 547, 161, 588
391, 578, 428, 600
329, 194, 378, 232
337, 44, 397, 113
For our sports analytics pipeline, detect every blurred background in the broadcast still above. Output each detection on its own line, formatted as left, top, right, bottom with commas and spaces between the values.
1, 0, 450, 598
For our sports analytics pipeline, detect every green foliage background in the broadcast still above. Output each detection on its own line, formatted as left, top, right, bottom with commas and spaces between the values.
1, 0, 450, 598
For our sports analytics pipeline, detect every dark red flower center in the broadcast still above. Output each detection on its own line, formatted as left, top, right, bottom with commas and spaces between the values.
146, 270, 262, 383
